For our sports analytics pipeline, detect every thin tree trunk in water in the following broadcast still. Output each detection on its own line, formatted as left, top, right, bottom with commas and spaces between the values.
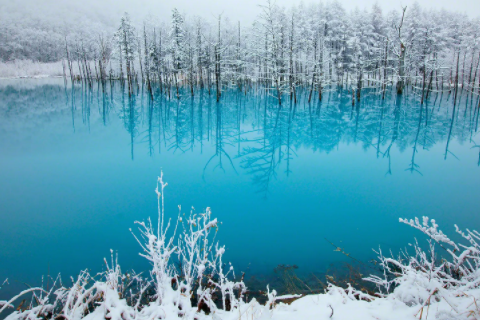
190, 43, 194, 97
472, 51, 480, 92
289, 16, 296, 103
397, 42, 405, 94
357, 69, 362, 101
144, 26, 153, 100
308, 34, 318, 104
453, 51, 460, 108
425, 70, 434, 101
468, 49, 475, 87
174, 72, 179, 99
308, 67, 316, 103
318, 33, 324, 101
237, 21, 242, 91
382, 39, 388, 100
81, 43, 90, 86
157, 29, 164, 94
276, 80, 282, 105
65, 38, 74, 82
93, 54, 99, 80
214, 17, 222, 102
396, 8, 407, 95
197, 26, 203, 89
119, 43, 124, 82
79, 50, 87, 83
449, 54, 454, 86
62, 60, 67, 87
138, 39, 144, 83
478, 61, 480, 94
77, 55, 83, 82
421, 60, 427, 105
215, 44, 220, 102
98, 60, 103, 82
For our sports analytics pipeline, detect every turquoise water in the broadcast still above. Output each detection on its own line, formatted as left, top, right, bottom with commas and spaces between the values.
0, 79, 479, 297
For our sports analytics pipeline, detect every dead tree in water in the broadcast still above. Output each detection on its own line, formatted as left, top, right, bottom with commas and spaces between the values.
215, 15, 222, 102
395, 6, 407, 95
97, 34, 110, 83
196, 23, 204, 89
64, 38, 74, 82
453, 51, 460, 108
308, 32, 318, 104
143, 25, 153, 100
318, 24, 325, 102
288, 14, 297, 103
382, 38, 388, 100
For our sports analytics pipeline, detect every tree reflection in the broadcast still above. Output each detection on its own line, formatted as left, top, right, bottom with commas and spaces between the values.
2, 83, 478, 195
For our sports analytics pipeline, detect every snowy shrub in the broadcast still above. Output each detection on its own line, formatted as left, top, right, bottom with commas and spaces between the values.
0, 172, 256, 320
365, 216, 480, 319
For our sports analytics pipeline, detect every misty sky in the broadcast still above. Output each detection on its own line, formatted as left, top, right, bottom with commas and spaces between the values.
2, 0, 480, 26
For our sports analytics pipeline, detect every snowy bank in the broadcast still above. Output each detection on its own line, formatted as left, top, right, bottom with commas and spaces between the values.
0, 60, 64, 79
1, 173, 479, 320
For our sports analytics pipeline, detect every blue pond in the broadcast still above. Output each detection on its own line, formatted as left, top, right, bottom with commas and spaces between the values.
0, 79, 479, 297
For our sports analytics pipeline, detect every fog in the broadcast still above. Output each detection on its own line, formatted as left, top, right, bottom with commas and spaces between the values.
2, 0, 479, 27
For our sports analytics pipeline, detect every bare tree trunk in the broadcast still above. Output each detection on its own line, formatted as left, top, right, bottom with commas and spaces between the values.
471, 51, 480, 92
357, 67, 362, 101
396, 7, 407, 95
197, 25, 203, 89
425, 70, 434, 101
308, 34, 317, 104
64, 38, 74, 82
319, 30, 324, 101
382, 38, 388, 100
421, 58, 427, 105
397, 43, 405, 94
119, 42, 124, 82
215, 16, 221, 102
138, 37, 144, 83
453, 51, 460, 108
144, 25, 153, 100
62, 60, 67, 87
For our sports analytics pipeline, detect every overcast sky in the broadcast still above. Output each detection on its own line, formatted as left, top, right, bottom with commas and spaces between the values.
2, 0, 480, 25
128, 0, 480, 22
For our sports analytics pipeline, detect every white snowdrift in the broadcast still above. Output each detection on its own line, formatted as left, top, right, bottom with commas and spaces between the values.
0, 60, 64, 79
1, 173, 479, 320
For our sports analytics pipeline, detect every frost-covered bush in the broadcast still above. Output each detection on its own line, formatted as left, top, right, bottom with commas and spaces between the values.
0, 172, 286, 320
365, 217, 480, 319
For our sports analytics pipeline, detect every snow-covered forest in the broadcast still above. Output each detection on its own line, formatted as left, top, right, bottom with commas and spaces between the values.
2, 1, 480, 103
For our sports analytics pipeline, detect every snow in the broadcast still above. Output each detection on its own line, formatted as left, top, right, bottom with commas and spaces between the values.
0, 60, 65, 79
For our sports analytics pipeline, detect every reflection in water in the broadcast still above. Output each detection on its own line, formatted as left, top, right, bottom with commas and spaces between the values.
1, 81, 479, 197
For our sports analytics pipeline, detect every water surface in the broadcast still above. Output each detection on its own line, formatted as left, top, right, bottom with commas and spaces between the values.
1, 79, 479, 297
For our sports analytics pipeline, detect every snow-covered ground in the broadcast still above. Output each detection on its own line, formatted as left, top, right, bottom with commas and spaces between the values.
1, 173, 479, 319
0, 60, 64, 79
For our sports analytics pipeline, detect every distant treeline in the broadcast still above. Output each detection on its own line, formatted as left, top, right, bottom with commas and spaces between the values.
3, 1, 480, 104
